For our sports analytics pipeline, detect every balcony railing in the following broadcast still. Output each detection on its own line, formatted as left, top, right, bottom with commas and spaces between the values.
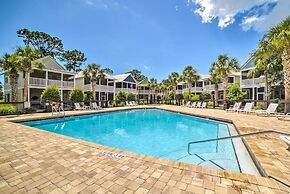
138, 90, 150, 94
115, 88, 137, 94
48, 79, 61, 87
29, 77, 74, 89
63, 81, 74, 89
84, 84, 115, 92
241, 77, 265, 88
30, 77, 46, 87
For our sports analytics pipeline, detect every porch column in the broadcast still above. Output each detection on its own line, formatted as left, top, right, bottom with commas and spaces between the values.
106, 79, 109, 100
113, 81, 116, 100
27, 87, 30, 103
61, 73, 63, 101
252, 87, 255, 100
45, 71, 48, 87
194, 82, 197, 95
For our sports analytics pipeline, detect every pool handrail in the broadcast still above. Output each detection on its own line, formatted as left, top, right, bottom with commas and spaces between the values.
187, 129, 290, 155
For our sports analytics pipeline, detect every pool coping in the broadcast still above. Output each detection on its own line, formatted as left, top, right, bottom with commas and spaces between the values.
11, 106, 266, 177
2, 106, 288, 191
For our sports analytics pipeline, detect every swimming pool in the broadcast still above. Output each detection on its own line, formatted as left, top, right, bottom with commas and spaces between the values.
22, 109, 260, 174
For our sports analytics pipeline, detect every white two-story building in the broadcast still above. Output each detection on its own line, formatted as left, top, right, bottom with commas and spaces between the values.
4, 56, 75, 104
176, 73, 240, 99
240, 57, 284, 100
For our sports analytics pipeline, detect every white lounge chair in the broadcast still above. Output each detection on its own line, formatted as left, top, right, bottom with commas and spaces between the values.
201, 102, 207, 108
129, 101, 135, 106
226, 102, 241, 112
74, 103, 85, 110
196, 101, 202, 108
191, 101, 197, 108
92, 102, 102, 110
238, 102, 254, 114
280, 135, 290, 149
185, 101, 191, 107
256, 103, 279, 116
126, 101, 132, 106
277, 113, 290, 121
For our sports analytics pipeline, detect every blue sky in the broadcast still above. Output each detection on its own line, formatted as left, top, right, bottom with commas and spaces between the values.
1, 0, 289, 81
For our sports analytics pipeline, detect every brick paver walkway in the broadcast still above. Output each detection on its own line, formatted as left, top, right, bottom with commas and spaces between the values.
0, 105, 289, 193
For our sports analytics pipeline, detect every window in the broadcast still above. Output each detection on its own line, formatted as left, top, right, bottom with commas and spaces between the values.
116, 82, 122, 88
228, 77, 234, 83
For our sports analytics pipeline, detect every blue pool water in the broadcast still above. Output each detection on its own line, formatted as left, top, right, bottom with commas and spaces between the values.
22, 109, 240, 172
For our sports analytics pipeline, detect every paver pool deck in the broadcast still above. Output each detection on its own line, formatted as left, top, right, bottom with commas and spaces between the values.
0, 105, 289, 193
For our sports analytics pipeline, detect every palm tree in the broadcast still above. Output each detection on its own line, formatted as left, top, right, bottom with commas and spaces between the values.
263, 17, 290, 112
148, 78, 158, 103
211, 54, 239, 101
83, 63, 113, 101
209, 63, 221, 103
159, 79, 170, 100
0, 53, 21, 102
181, 65, 200, 99
15, 46, 44, 104
168, 72, 180, 100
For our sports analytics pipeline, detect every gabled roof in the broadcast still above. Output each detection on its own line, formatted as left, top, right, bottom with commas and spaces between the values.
241, 56, 255, 70
75, 70, 115, 80
112, 73, 137, 83
138, 79, 149, 86
38, 56, 74, 74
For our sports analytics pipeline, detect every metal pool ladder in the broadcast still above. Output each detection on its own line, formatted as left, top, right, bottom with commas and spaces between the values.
187, 129, 290, 155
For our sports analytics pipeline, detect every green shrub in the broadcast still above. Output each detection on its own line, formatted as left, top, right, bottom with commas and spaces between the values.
191, 95, 200, 101
126, 92, 136, 101
138, 100, 144, 105
0, 104, 16, 114
183, 92, 190, 100
70, 88, 85, 103
200, 91, 211, 100
168, 91, 174, 100
256, 102, 266, 110
143, 100, 148, 105
115, 90, 126, 101
176, 94, 183, 100
40, 85, 61, 102
226, 83, 246, 100
84, 91, 93, 101
112, 101, 117, 107
119, 101, 125, 107
207, 101, 214, 107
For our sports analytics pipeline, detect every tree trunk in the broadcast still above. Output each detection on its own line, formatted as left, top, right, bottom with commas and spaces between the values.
92, 80, 97, 101
222, 75, 228, 109
282, 48, 290, 113
188, 81, 192, 99
23, 71, 29, 102
222, 75, 228, 100
10, 73, 19, 102
214, 84, 218, 102
264, 71, 270, 107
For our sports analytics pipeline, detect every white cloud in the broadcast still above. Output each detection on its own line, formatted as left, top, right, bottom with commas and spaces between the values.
189, 0, 290, 31
83, 0, 121, 10
144, 65, 149, 70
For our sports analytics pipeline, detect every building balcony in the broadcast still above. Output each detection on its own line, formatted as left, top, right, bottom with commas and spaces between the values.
138, 90, 150, 94
115, 88, 137, 94
84, 84, 115, 93
29, 77, 74, 89
241, 77, 265, 88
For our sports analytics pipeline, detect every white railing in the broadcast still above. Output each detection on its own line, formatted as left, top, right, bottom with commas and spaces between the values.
29, 77, 46, 87
48, 79, 61, 87
138, 90, 150, 94
84, 84, 115, 92
115, 88, 137, 94
63, 81, 74, 89
241, 77, 265, 88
